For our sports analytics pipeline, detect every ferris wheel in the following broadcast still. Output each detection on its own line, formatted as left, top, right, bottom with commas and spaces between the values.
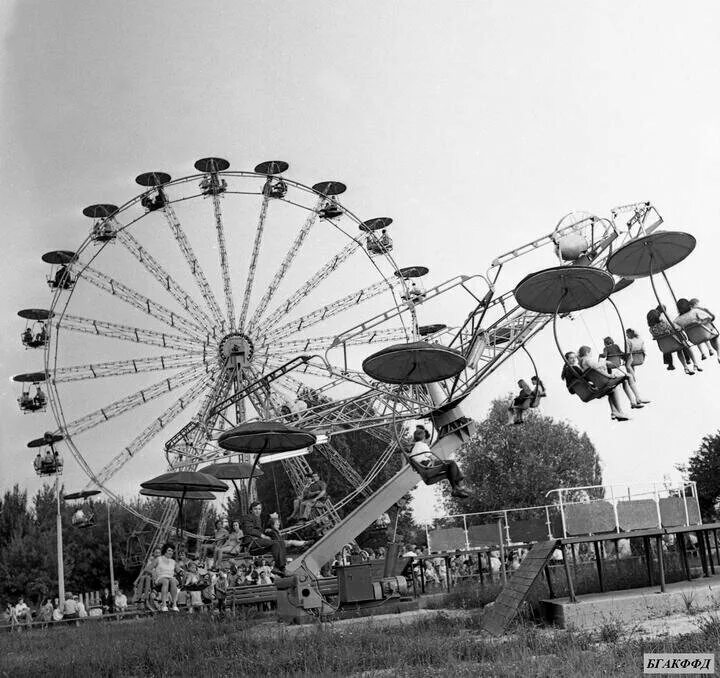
19, 157, 452, 536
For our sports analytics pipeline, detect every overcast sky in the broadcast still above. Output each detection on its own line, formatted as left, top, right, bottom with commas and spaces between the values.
2, 1, 719, 524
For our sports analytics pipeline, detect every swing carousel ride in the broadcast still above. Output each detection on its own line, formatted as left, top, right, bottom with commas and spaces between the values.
14, 155, 711, 613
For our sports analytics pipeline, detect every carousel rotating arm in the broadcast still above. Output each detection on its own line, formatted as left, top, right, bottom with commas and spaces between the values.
286, 410, 473, 583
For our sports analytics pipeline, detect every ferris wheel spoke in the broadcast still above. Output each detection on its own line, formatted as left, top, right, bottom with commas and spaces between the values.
237, 194, 270, 331
81, 264, 208, 339
254, 240, 361, 336
117, 229, 216, 331
209, 193, 237, 330
162, 201, 226, 330
246, 196, 324, 334
53, 351, 208, 382
59, 314, 207, 351
92, 369, 218, 485
61, 364, 209, 437
258, 280, 395, 345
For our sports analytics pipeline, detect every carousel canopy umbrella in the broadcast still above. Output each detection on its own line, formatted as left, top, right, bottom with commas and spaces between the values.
18, 309, 53, 321
64, 490, 101, 501
200, 461, 265, 479
418, 323, 447, 337
395, 266, 429, 279
254, 160, 289, 175
13, 372, 47, 383
312, 181, 346, 196
194, 157, 230, 173
82, 204, 119, 219
606, 231, 696, 278
359, 217, 393, 232
135, 171, 171, 187
612, 277, 635, 295
362, 341, 466, 385
140, 488, 215, 500
514, 266, 615, 314
28, 433, 63, 448
218, 421, 316, 454
140, 471, 228, 494
41, 250, 76, 265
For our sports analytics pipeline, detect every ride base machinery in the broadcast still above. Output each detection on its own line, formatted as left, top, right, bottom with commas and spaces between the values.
15, 158, 695, 618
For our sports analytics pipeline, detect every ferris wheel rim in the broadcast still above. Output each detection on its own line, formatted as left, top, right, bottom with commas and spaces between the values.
39, 163, 428, 533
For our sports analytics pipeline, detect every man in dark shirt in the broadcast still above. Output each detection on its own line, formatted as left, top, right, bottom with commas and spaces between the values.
101, 587, 115, 614
241, 501, 286, 572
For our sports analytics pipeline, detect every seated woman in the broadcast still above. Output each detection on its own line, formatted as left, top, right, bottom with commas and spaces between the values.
687, 298, 715, 359
560, 351, 630, 421
675, 297, 720, 364
599, 336, 624, 368
507, 379, 533, 424
578, 345, 649, 409
530, 375, 546, 399
151, 543, 181, 612
406, 426, 471, 499
216, 520, 244, 563
265, 514, 309, 550
22, 328, 33, 346
208, 518, 229, 564
624, 328, 645, 370
647, 307, 699, 375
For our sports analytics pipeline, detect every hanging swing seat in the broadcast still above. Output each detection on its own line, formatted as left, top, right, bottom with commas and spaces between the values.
529, 390, 546, 408
567, 368, 625, 403
684, 321, 718, 345
653, 332, 687, 354
403, 451, 448, 486
71, 512, 96, 528
630, 350, 646, 366
602, 351, 624, 368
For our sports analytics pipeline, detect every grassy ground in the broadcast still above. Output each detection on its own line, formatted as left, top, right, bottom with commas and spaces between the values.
2, 609, 720, 677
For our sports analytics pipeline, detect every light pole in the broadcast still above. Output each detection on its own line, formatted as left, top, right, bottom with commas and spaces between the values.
55, 474, 65, 603
107, 501, 115, 593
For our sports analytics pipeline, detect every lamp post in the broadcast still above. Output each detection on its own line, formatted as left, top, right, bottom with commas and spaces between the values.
55, 474, 65, 603
107, 501, 115, 593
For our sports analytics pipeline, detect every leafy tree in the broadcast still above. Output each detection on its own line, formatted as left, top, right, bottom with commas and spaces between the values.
682, 431, 720, 520
444, 398, 602, 515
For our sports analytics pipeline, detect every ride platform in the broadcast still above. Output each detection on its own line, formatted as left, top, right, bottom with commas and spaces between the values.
542, 574, 720, 631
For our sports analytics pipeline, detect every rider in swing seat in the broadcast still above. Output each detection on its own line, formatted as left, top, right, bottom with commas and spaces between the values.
407, 426, 471, 499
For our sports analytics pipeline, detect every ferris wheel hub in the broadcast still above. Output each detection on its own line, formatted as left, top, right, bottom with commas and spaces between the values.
217, 332, 254, 367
